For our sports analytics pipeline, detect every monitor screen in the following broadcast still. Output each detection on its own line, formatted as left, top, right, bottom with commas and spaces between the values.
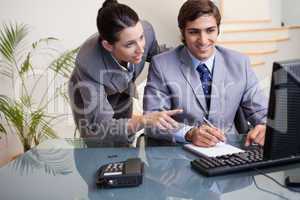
264, 59, 300, 160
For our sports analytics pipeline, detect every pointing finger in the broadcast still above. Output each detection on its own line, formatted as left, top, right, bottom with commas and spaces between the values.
164, 109, 183, 116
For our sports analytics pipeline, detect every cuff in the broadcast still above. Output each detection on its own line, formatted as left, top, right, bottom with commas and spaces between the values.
174, 125, 194, 143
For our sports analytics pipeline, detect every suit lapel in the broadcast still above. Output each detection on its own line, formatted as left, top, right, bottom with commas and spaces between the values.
209, 49, 226, 121
101, 46, 138, 97
178, 47, 208, 113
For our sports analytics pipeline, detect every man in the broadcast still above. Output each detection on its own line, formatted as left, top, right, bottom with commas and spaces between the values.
143, 0, 268, 147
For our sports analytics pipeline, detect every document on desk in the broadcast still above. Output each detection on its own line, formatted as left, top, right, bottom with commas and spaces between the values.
183, 142, 244, 157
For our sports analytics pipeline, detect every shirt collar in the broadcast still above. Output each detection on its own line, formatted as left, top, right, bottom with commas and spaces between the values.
111, 53, 133, 72
187, 48, 215, 74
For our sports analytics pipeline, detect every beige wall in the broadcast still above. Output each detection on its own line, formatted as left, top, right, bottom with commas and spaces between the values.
0, 0, 184, 49
0, 0, 284, 48
222, 0, 271, 22
282, 0, 300, 25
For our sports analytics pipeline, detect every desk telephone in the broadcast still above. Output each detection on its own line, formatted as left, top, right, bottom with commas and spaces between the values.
96, 158, 144, 188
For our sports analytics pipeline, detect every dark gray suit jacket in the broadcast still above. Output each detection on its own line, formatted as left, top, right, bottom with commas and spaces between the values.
143, 45, 268, 143
69, 21, 159, 146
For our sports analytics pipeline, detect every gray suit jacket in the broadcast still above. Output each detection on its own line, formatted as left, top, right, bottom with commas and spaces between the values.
69, 21, 159, 146
143, 45, 268, 143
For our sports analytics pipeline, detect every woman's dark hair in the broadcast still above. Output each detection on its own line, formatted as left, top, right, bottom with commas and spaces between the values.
178, 0, 221, 43
97, 0, 139, 44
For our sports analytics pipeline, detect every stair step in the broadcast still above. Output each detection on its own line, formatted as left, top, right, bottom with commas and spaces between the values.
251, 61, 265, 67
222, 27, 289, 33
221, 23, 282, 31
223, 42, 277, 52
219, 29, 289, 41
223, 19, 272, 24
244, 49, 278, 56
217, 37, 289, 44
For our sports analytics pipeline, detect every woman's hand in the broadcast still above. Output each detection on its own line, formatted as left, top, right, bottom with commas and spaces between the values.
142, 109, 183, 130
128, 109, 183, 134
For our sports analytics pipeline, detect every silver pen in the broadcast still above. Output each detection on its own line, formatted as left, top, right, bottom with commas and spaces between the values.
203, 117, 216, 128
203, 117, 226, 142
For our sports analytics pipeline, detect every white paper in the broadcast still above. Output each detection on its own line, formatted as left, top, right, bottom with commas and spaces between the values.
183, 142, 244, 157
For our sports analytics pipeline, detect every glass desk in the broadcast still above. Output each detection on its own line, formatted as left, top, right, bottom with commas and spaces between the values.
0, 137, 300, 200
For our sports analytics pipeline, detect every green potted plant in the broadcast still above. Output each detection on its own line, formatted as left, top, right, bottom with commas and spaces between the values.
0, 22, 78, 157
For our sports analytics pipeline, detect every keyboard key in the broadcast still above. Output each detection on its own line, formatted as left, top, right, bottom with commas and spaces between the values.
191, 148, 300, 176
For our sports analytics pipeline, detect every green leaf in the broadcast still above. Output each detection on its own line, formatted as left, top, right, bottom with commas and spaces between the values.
20, 95, 32, 107
0, 22, 28, 62
0, 22, 28, 79
32, 37, 58, 49
27, 109, 58, 145
49, 47, 79, 78
0, 57, 12, 78
0, 95, 24, 138
0, 123, 7, 135
19, 53, 32, 76
28, 109, 43, 137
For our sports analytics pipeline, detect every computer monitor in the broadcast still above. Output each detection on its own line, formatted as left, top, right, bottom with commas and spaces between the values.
264, 59, 300, 160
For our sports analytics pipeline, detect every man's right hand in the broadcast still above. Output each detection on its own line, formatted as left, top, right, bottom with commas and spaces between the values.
185, 125, 226, 147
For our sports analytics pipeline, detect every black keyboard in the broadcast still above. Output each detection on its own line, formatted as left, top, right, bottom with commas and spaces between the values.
191, 148, 300, 176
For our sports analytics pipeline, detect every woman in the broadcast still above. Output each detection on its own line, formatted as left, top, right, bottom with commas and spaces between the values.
69, 0, 181, 146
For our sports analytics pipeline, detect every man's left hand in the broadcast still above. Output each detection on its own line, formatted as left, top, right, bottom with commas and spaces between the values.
245, 124, 266, 146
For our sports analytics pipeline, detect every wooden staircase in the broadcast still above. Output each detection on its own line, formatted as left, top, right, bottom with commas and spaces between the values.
213, 0, 300, 94
218, 26, 296, 67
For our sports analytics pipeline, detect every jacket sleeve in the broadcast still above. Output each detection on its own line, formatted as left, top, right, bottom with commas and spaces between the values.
240, 57, 268, 125
143, 58, 189, 143
68, 66, 134, 145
